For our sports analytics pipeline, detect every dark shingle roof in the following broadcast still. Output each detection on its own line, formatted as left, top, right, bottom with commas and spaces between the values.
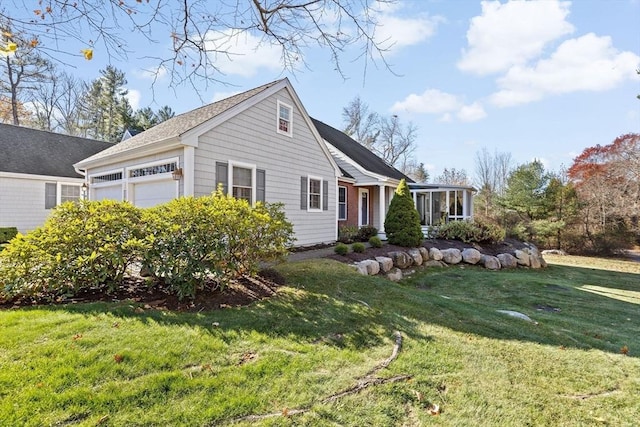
311, 118, 412, 182
0, 124, 113, 178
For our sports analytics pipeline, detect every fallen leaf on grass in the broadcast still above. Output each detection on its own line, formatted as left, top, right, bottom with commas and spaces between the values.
427, 403, 440, 416
620, 345, 629, 355
114, 354, 124, 363
72, 334, 82, 341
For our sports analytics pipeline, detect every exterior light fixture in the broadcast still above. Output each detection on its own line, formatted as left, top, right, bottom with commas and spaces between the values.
172, 168, 183, 180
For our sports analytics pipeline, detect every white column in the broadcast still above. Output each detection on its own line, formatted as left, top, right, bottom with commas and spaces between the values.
378, 184, 386, 235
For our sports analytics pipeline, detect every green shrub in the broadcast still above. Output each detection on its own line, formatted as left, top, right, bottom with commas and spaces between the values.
368, 236, 383, 248
0, 200, 148, 300
334, 243, 349, 255
352, 242, 366, 253
384, 179, 423, 247
435, 218, 505, 244
143, 191, 294, 299
357, 225, 378, 241
338, 225, 359, 243
0, 227, 18, 243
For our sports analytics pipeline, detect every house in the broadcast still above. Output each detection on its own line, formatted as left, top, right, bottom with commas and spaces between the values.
410, 183, 475, 234
0, 123, 113, 234
74, 78, 340, 246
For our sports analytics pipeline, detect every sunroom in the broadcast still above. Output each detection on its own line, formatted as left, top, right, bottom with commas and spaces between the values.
409, 183, 475, 233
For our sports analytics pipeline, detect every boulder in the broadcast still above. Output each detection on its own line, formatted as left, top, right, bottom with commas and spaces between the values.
386, 268, 403, 282
354, 263, 369, 275
481, 255, 501, 270
418, 247, 429, 260
542, 249, 567, 256
429, 247, 443, 261
525, 244, 547, 268
424, 260, 448, 268
497, 253, 518, 269
514, 250, 530, 267
388, 251, 413, 269
407, 248, 423, 266
440, 248, 462, 265
375, 256, 394, 273
360, 259, 380, 275
461, 248, 482, 264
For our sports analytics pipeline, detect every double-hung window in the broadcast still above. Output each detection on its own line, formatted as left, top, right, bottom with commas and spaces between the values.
45, 183, 82, 209
216, 161, 266, 205
232, 166, 253, 202
309, 178, 322, 210
338, 186, 347, 220
277, 100, 293, 137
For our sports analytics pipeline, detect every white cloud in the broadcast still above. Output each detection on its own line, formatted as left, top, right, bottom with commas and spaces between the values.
372, 4, 443, 52
391, 89, 460, 114
203, 30, 283, 77
490, 33, 640, 107
126, 89, 141, 110
457, 102, 487, 122
458, 0, 574, 75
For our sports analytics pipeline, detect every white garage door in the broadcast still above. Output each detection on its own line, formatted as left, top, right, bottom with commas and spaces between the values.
132, 180, 176, 208
93, 185, 123, 201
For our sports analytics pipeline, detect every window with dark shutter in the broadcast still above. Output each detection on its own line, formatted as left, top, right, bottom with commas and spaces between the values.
215, 162, 228, 194
257, 169, 266, 203
300, 176, 307, 209
322, 180, 328, 211
45, 183, 57, 209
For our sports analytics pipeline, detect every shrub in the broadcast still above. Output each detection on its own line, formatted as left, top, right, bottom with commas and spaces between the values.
435, 218, 505, 244
0, 227, 18, 243
338, 225, 359, 243
352, 242, 366, 253
0, 200, 148, 300
143, 191, 294, 299
369, 236, 383, 248
334, 243, 349, 255
357, 225, 378, 241
384, 179, 423, 247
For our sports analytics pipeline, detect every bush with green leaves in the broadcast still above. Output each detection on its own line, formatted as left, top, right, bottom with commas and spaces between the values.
368, 236, 383, 248
0, 200, 148, 300
435, 218, 505, 244
384, 179, 423, 247
352, 242, 366, 253
357, 225, 378, 241
334, 243, 349, 255
338, 225, 359, 243
0, 227, 18, 243
143, 191, 294, 299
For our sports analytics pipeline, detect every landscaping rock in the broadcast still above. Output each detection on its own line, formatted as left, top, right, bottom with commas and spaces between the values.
481, 255, 501, 270
407, 249, 423, 266
497, 310, 537, 324
375, 256, 394, 273
354, 262, 369, 275
418, 247, 429, 260
387, 268, 403, 282
360, 259, 380, 275
497, 253, 518, 269
525, 244, 547, 268
461, 248, 482, 265
429, 247, 443, 261
424, 260, 448, 268
388, 251, 413, 269
514, 249, 530, 267
441, 248, 462, 265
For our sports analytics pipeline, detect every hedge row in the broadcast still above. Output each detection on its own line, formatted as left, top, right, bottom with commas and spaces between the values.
0, 192, 294, 301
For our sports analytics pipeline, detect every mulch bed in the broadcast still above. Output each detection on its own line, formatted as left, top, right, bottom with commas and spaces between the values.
1, 239, 528, 311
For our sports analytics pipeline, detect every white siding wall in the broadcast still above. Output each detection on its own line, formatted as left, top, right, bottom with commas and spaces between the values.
194, 89, 337, 246
0, 174, 83, 234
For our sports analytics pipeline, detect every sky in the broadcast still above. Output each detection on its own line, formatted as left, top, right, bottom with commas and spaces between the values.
10, 0, 640, 182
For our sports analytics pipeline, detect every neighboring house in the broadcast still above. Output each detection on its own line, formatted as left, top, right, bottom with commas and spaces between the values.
312, 118, 411, 237
0, 123, 113, 234
74, 78, 340, 246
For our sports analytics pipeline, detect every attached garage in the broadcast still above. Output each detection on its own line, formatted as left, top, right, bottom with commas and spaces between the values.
131, 179, 177, 208
93, 184, 123, 202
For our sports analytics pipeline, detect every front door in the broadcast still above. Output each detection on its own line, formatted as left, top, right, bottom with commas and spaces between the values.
359, 189, 369, 226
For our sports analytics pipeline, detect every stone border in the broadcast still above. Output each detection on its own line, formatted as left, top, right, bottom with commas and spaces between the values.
352, 243, 547, 281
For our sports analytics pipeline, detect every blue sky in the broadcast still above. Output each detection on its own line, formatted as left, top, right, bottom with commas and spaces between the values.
29, 0, 640, 182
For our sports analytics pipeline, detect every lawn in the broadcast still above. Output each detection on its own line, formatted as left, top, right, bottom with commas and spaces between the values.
1, 256, 639, 426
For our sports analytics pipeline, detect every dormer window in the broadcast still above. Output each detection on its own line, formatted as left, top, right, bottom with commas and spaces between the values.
277, 100, 292, 137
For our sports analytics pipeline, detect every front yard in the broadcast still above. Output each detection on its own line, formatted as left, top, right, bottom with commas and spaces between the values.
1, 256, 639, 426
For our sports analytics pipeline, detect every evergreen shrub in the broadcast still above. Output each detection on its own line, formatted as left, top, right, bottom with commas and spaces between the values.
384, 179, 423, 247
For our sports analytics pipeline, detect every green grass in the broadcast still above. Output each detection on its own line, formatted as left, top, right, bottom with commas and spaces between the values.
1, 257, 639, 426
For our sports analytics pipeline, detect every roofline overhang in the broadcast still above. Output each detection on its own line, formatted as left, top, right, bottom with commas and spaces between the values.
0, 171, 85, 182
324, 142, 398, 183
74, 137, 182, 173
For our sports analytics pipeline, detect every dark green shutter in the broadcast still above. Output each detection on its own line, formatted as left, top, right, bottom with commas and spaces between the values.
215, 162, 228, 194
322, 180, 329, 211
